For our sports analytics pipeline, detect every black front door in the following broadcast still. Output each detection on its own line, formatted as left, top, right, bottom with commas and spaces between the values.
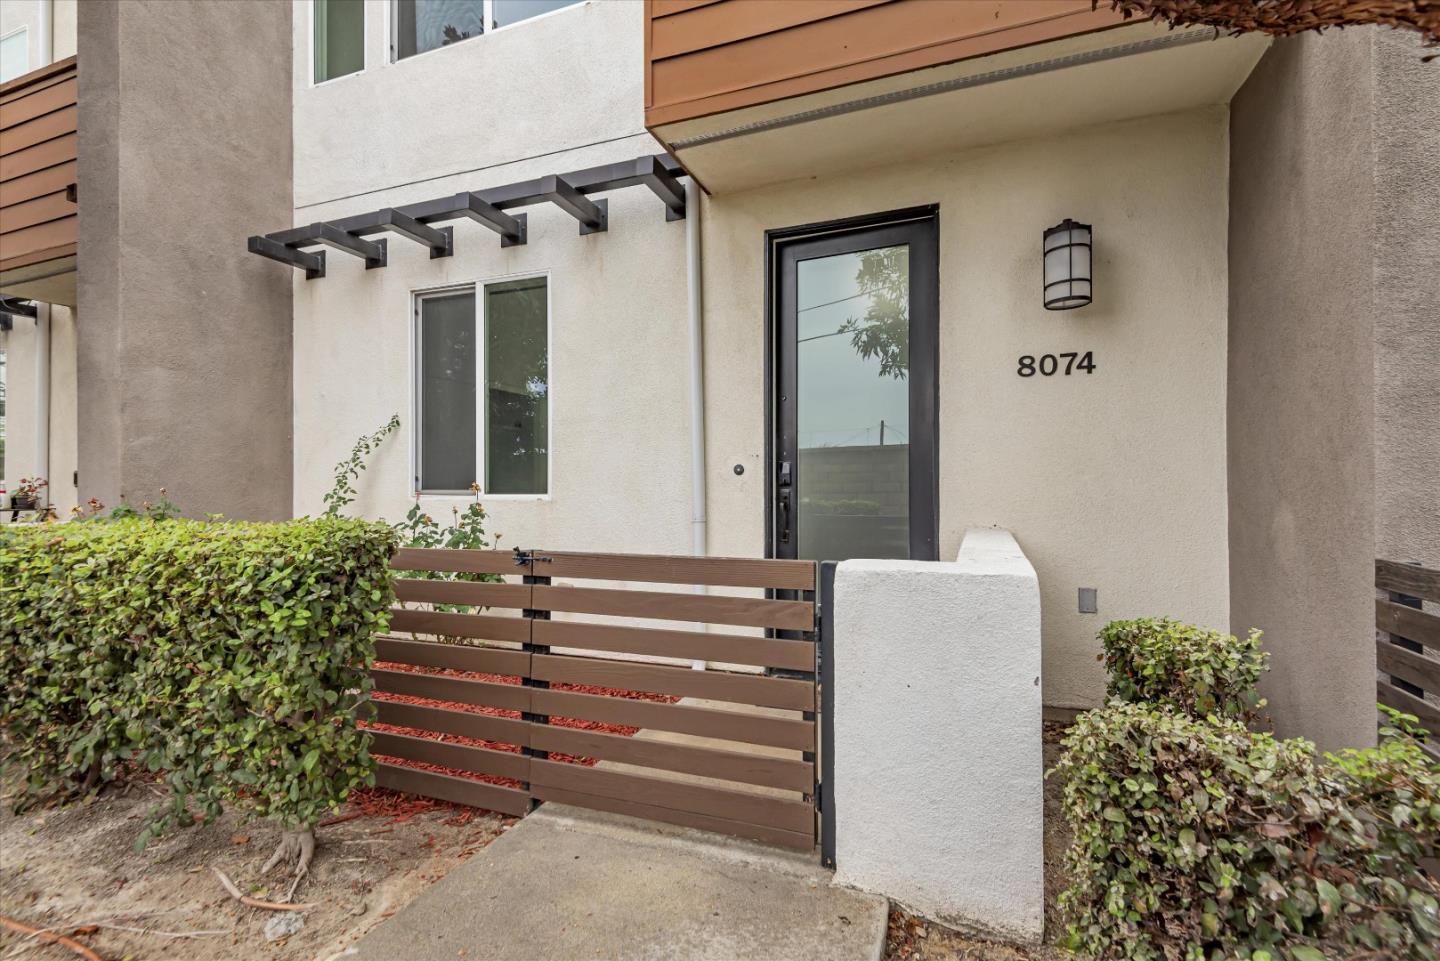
771, 208, 939, 562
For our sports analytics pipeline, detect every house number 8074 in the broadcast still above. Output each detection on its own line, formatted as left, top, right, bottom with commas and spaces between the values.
1018, 351, 1096, 377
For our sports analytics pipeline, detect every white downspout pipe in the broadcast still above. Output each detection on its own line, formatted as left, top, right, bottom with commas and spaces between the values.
685, 178, 708, 670
35, 305, 51, 504
38, 0, 53, 66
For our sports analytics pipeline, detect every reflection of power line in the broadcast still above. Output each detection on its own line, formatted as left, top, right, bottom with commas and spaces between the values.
801, 420, 908, 448
797, 328, 849, 344
796, 281, 905, 314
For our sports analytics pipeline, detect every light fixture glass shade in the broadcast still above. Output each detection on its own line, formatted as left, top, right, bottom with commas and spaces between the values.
1043, 219, 1092, 310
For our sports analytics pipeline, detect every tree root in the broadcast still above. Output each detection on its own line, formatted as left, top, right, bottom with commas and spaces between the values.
210, 866, 314, 912
0, 914, 104, 961
261, 827, 316, 881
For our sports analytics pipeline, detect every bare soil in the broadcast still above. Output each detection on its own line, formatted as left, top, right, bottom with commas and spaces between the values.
0, 774, 508, 961
884, 723, 1074, 961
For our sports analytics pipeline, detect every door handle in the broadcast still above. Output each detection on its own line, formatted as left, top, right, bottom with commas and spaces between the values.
777, 460, 793, 544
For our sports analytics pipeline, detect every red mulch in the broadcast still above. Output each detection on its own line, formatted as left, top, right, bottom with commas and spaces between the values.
348, 658, 681, 823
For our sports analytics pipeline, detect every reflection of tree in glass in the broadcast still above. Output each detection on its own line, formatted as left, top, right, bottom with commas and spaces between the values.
487, 281, 548, 461
442, 24, 470, 44
839, 247, 909, 380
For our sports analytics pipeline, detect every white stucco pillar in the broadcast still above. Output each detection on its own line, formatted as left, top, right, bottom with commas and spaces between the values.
832, 528, 1043, 942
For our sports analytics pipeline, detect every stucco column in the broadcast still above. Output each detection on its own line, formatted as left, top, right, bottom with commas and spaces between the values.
832, 528, 1043, 942
76, 0, 293, 520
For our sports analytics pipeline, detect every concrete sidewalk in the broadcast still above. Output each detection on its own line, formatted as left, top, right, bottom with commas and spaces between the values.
351, 803, 888, 961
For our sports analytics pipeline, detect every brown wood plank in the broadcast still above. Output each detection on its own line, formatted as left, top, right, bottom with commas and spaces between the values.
394, 578, 531, 609
369, 730, 530, 781
372, 668, 531, 712
0, 158, 75, 208
0, 215, 74, 257
0, 105, 75, 154
0, 131, 76, 182
529, 758, 813, 834
533, 784, 812, 850
0, 191, 71, 231
650, 0, 890, 60
531, 687, 814, 751
538, 552, 815, 590
533, 619, 814, 671
1376, 598, 1440, 650
1376, 560, 1440, 602
392, 547, 520, 576
374, 762, 531, 816
388, 608, 530, 643
650, 0, 727, 18
369, 700, 530, 746
0, 56, 75, 99
1377, 680, 1440, 737
532, 653, 813, 710
374, 636, 529, 676
533, 585, 814, 631
1376, 642, 1440, 693
0, 77, 75, 131
530, 725, 813, 792
0, 239, 73, 273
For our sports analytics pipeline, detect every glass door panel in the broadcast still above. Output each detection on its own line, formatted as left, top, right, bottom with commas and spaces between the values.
774, 212, 938, 563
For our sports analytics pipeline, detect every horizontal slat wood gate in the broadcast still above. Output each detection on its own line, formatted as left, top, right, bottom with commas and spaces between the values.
365, 548, 821, 850
1375, 559, 1440, 753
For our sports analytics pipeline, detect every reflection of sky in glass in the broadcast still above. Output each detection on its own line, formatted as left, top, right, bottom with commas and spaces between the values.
797, 248, 909, 450
414, 0, 485, 52
492, 0, 581, 28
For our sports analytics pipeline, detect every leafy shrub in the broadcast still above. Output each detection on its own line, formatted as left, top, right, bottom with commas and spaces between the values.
0, 518, 396, 843
1100, 617, 1268, 721
1053, 703, 1440, 961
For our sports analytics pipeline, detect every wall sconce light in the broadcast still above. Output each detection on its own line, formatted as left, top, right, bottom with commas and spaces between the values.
1043, 219, 1092, 310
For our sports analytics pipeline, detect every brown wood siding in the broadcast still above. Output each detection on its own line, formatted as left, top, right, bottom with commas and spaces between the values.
644, 0, 1125, 128
0, 58, 77, 274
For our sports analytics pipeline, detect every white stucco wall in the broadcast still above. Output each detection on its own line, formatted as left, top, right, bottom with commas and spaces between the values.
833, 528, 1043, 941
288, 2, 1231, 710
700, 108, 1233, 710
1, 307, 78, 516
289, 0, 691, 553
0, 0, 75, 71
291, 0, 644, 209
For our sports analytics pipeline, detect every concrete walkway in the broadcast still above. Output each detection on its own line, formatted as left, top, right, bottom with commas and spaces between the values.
352, 803, 888, 961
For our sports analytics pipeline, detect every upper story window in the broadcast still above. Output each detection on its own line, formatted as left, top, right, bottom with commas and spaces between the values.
392, 0, 581, 61
0, 27, 30, 84
314, 0, 364, 84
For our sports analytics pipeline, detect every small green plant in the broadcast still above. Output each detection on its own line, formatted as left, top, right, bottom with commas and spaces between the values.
321, 422, 504, 641
74, 488, 184, 523
1100, 616, 1268, 721
323, 414, 401, 518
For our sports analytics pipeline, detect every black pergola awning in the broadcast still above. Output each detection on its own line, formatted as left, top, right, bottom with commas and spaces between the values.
247, 154, 686, 279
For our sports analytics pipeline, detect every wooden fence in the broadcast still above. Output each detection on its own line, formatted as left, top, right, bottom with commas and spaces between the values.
1375, 559, 1440, 742
365, 548, 820, 850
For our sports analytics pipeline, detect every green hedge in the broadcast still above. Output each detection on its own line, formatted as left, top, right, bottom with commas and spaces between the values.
1054, 704, 1439, 960
0, 518, 396, 841
1100, 617, 1268, 721
1057, 617, 1439, 960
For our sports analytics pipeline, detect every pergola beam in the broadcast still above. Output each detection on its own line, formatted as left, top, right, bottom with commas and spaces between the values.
454, 192, 527, 247
248, 235, 325, 279
378, 208, 453, 258
538, 175, 607, 234
634, 155, 686, 221
305, 223, 387, 269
